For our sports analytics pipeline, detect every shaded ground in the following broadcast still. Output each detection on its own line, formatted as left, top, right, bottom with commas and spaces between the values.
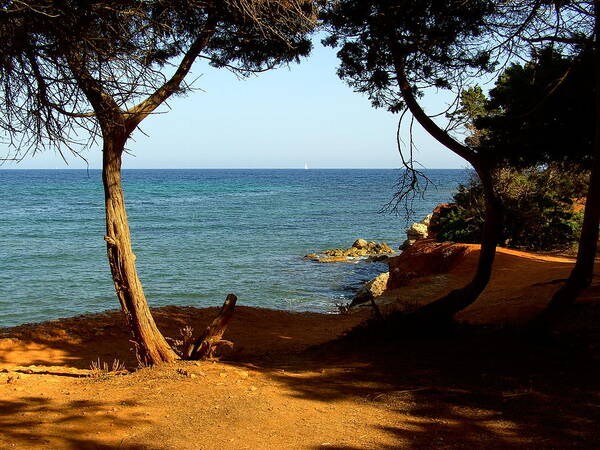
1, 245, 599, 449
0, 307, 368, 369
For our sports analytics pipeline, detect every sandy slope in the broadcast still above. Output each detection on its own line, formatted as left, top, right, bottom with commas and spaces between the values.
1, 244, 599, 449
370, 245, 599, 326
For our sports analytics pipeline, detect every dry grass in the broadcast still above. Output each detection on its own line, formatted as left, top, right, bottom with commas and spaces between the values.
89, 358, 127, 378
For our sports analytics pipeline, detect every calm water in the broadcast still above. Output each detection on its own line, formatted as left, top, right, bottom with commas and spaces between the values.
0, 169, 468, 327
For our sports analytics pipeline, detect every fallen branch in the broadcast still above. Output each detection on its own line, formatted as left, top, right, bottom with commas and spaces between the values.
184, 293, 237, 360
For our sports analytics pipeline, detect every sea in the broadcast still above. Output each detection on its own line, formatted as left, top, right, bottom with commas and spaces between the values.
0, 169, 469, 328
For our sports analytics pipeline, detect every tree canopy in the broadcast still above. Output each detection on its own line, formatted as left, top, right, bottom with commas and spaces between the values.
476, 48, 595, 169
0, 0, 316, 160
322, 0, 494, 115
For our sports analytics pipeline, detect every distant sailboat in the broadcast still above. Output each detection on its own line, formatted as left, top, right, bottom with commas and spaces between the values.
304, 163, 309, 170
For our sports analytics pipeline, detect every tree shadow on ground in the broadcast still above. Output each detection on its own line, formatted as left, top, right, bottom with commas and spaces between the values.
0, 396, 157, 449
256, 318, 600, 449
0, 305, 366, 369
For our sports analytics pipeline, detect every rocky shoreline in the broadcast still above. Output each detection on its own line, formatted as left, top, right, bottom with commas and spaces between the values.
301, 203, 464, 309
350, 204, 456, 306
302, 205, 453, 307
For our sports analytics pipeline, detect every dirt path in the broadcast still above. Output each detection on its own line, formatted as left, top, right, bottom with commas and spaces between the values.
1, 245, 599, 449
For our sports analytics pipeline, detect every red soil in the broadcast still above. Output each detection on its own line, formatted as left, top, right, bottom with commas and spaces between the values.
1, 243, 598, 449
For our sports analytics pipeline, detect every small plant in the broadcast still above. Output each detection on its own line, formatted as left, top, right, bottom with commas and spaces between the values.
166, 326, 195, 356
164, 326, 195, 353
89, 358, 126, 378
334, 301, 352, 315
180, 325, 194, 343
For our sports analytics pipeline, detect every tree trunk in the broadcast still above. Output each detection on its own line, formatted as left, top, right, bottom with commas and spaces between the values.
102, 132, 178, 366
387, 46, 502, 320
414, 163, 502, 319
546, 149, 600, 313
542, 3, 600, 315
64, 24, 217, 365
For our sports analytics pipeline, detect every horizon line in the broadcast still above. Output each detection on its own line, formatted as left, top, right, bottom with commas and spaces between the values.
0, 167, 470, 171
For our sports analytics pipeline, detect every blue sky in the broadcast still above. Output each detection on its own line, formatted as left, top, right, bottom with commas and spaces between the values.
2, 41, 468, 170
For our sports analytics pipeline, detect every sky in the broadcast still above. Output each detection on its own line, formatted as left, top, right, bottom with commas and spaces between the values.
1, 40, 469, 170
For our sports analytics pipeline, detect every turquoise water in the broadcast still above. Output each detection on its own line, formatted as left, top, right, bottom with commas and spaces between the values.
0, 169, 468, 327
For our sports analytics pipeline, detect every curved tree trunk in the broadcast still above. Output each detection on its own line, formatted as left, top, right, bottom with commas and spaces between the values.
184, 293, 237, 360
541, 4, 600, 316
102, 132, 178, 365
414, 164, 502, 319
387, 42, 502, 320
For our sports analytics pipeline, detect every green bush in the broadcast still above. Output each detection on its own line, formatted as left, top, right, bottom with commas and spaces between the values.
436, 167, 587, 251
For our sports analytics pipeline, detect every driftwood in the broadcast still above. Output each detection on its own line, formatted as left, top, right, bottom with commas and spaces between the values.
184, 293, 237, 360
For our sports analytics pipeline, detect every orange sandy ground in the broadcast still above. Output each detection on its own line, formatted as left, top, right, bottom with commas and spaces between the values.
1, 246, 599, 449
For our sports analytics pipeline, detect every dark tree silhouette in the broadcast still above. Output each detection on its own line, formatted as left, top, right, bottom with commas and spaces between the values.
323, 0, 504, 320
487, 1, 598, 316
324, 0, 598, 321
477, 49, 594, 170
442, 50, 593, 252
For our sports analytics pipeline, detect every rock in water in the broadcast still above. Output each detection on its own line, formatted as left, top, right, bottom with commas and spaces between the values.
306, 240, 395, 262
319, 256, 352, 263
352, 239, 368, 249
351, 272, 390, 305
323, 247, 369, 257
372, 242, 393, 253
304, 253, 320, 261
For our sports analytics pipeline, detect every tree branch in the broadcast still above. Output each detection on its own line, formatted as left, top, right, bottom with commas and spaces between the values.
388, 37, 477, 165
124, 16, 217, 132
65, 53, 121, 121
524, 35, 590, 45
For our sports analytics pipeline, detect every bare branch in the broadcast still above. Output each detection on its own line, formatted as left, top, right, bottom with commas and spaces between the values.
125, 15, 218, 132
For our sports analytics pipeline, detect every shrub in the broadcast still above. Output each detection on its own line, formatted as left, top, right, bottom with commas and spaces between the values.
436, 167, 587, 251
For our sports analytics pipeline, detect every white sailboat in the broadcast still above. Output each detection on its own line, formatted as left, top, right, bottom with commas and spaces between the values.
304, 162, 309, 170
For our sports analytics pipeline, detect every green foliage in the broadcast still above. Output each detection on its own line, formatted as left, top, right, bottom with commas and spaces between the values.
322, 0, 495, 113
436, 48, 592, 252
455, 86, 488, 122
476, 48, 594, 169
0, 0, 316, 156
437, 167, 587, 251
451, 86, 492, 148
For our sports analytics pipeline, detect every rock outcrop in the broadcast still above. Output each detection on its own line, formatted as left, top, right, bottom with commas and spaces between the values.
305, 240, 395, 263
388, 239, 474, 289
400, 203, 459, 250
426, 203, 456, 240
352, 239, 368, 249
400, 214, 432, 250
351, 240, 473, 306
351, 272, 389, 305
